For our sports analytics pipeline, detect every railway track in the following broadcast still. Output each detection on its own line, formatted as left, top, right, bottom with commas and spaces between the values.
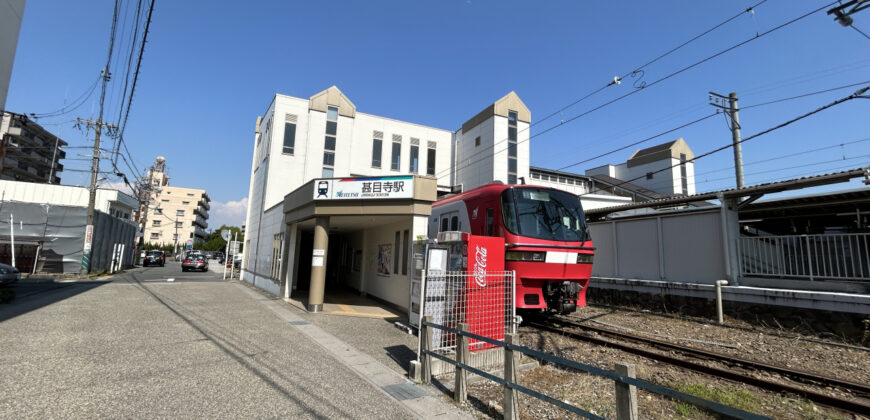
525, 317, 870, 415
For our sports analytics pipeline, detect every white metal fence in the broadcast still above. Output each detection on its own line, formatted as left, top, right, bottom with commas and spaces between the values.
739, 233, 870, 281
418, 270, 517, 373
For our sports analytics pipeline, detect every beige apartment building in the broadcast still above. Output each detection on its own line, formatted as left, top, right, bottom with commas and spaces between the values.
141, 157, 210, 249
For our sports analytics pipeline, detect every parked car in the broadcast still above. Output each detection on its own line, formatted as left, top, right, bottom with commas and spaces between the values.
214, 251, 225, 262
0, 263, 21, 286
182, 255, 208, 272
143, 250, 165, 267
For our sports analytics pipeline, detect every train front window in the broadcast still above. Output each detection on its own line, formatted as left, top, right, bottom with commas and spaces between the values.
501, 188, 588, 242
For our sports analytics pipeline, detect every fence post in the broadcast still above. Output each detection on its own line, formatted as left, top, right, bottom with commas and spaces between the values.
805, 235, 814, 281
421, 315, 432, 384
614, 363, 638, 420
503, 333, 519, 420
454, 322, 469, 404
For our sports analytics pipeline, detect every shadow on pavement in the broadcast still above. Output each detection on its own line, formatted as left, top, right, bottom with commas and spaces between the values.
0, 278, 109, 323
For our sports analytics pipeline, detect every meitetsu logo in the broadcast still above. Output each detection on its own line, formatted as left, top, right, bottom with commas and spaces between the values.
473, 245, 487, 287
335, 191, 359, 198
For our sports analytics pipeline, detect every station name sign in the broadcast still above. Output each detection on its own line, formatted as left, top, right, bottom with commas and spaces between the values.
313, 176, 415, 200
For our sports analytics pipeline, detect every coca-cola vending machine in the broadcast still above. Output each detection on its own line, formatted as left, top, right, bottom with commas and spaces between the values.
434, 231, 506, 351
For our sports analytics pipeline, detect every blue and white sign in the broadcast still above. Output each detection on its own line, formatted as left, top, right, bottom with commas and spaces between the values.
313, 176, 414, 200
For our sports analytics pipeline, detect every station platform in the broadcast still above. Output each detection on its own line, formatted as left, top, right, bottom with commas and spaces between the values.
284, 288, 403, 319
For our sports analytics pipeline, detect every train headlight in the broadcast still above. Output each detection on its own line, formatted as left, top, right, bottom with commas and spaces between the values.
505, 251, 546, 262
577, 253, 594, 264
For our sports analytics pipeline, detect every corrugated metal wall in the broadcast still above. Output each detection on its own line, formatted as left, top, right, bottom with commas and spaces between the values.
0, 201, 136, 273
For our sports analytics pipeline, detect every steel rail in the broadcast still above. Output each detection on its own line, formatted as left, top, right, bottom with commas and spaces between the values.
526, 319, 870, 415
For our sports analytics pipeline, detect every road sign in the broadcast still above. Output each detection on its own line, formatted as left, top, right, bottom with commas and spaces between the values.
186, 239, 193, 250
230, 240, 240, 254
221, 229, 230, 241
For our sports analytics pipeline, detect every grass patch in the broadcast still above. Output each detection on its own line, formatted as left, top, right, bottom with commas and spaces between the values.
670, 382, 763, 418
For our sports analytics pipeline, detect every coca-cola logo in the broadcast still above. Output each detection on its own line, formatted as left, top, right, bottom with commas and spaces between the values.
473, 245, 487, 287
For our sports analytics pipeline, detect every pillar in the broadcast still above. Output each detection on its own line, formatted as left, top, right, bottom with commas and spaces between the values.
281, 223, 298, 299
307, 216, 329, 312
718, 193, 741, 286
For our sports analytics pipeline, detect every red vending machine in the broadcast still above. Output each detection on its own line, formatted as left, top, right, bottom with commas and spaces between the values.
436, 231, 506, 351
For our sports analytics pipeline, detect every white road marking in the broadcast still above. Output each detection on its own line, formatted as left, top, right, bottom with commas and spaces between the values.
167, 278, 175, 282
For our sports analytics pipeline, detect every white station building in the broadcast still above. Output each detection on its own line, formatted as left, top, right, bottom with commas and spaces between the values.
241, 86, 692, 312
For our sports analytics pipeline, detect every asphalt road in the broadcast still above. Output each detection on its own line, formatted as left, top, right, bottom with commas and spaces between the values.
0, 262, 413, 419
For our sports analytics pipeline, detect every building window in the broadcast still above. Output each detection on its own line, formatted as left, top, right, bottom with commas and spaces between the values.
150, 233, 160, 239
283, 122, 296, 154
508, 110, 518, 184
271, 233, 284, 279
154, 208, 162, 214
427, 147, 436, 175
391, 141, 401, 171
475, 136, 480, 147
322, 167, 334, 177
323, 106, 337, 176
394, 231, 401, 275
187, 193, 194, 197
372, 138, 382, 168
161, 199, 169, 203
409, 145, 419, 173
176, 222, 183, 228
152, 220, 161, 226
176, 210, 185, 216
680, 153, 688, 195
182, 201, 190, 205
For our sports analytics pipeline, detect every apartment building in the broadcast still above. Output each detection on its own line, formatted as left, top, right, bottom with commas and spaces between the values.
141, 157, 210, 248
0, 111, 66, 184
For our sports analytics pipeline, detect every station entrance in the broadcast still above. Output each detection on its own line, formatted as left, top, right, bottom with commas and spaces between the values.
280, 176, 437, 313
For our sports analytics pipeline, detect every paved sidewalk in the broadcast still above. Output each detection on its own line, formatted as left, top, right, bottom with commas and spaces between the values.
0, 265, 454, 418
234, 282, 470, 419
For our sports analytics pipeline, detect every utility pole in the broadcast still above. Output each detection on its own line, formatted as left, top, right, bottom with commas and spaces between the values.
709, 91, 744, 189
79, 1, 121, 275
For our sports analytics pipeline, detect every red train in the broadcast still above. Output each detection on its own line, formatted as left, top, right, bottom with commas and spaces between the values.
429, 183, 594, 314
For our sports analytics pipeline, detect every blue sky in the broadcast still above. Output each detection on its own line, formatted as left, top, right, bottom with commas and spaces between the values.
7, 0, 870, 228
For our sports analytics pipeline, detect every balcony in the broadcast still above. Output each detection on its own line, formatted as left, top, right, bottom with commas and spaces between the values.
192, 216, 208, 230
198, 199, 210, 211
193, 207, 209, 219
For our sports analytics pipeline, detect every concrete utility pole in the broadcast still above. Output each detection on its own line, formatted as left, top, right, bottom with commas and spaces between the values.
79, 1, 121, 275
709, 91, 744, 189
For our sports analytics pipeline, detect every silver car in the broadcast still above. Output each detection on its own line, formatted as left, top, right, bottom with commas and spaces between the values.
0, 263, 21, 286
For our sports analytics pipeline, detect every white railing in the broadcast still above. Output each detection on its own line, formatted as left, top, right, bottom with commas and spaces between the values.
739, 233, 870, 281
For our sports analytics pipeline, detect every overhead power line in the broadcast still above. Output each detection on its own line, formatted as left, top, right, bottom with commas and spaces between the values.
743, 79, 870, 109
438, 1, 837, 181
532, 0, 767, 131
579, 88, 869, 197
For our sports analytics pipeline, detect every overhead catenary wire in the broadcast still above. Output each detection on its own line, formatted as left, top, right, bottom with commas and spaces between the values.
438, 1, 838, 181
578, 89, 868, 197
531, 0, 767, 131
437, 0, 773, 180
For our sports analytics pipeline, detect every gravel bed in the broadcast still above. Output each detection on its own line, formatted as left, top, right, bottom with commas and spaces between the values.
569, 305, 870, 386
454, 305, 868, 419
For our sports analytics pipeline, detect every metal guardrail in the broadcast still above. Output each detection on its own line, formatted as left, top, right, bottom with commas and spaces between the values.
419, 317, 770, 420
740, 233, 870, 281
